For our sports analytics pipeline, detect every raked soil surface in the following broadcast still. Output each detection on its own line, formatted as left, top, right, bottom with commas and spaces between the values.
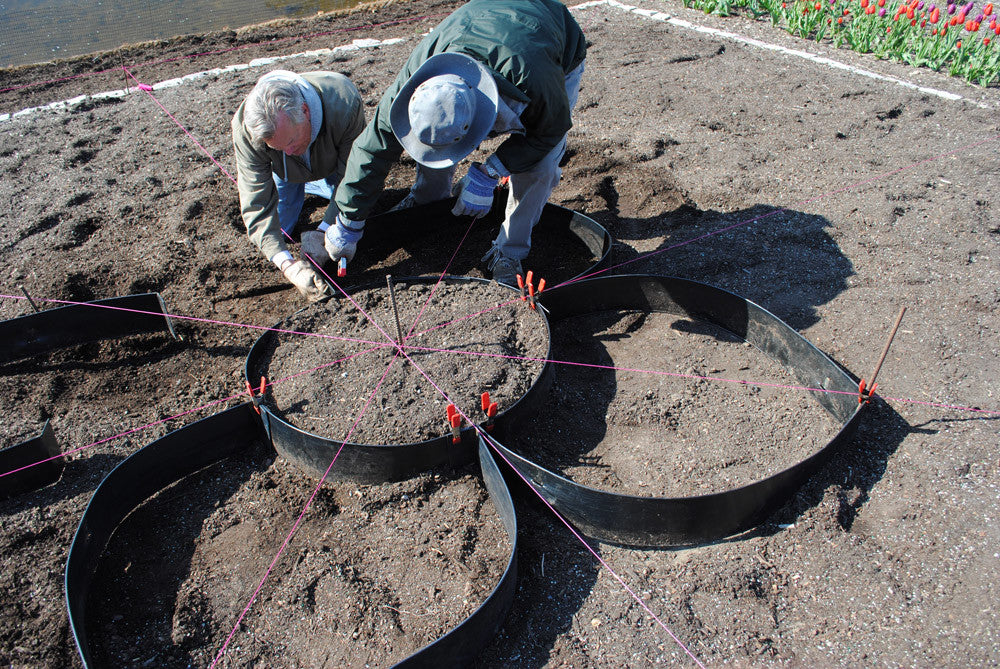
1, 0, 999, 666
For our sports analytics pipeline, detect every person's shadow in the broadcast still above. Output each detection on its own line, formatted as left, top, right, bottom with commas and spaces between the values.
295, 190, 603, 289
583, 197, 855, 332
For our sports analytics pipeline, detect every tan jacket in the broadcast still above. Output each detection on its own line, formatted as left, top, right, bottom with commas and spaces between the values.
232, 71, 365, 261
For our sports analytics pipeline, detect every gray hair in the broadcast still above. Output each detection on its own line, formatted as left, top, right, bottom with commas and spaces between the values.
243, 74, 307, 146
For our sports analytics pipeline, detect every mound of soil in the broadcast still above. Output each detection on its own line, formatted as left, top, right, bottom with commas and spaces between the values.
89, 448, 510, 668
510, 309, 840, 497
260, 278, 549, 445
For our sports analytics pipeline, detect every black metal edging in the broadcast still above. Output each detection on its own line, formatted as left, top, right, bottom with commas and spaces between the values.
65, 402, 265, 668
0, 420, 63, 499
0, 292, 176, 365
365, 198, 613, 285
64, 404, 520, 668
0, 292, 176, 498
392, 437, 519, 668
537, 200, 613, 282
488, 274, 866, 548
246, 276, 555, 484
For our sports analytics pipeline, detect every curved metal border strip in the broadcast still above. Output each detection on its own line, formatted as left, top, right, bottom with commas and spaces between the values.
65, 404, 520, 668
0, 292, 176, 365
246, 276, 554, 484
65, 402, 264, 667
365, 198, 612, 284
391, 436, 519, 668
0, 420, 63, 499
489, 274, 865, 548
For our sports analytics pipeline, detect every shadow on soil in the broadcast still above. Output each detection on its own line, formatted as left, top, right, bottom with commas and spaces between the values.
586, 201, 854, 332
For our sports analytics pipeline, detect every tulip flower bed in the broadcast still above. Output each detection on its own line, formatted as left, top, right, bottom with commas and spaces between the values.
682, 0, 1000, 84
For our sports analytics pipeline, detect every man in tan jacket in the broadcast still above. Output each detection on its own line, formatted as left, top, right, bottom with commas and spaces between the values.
232, 69, 365, 301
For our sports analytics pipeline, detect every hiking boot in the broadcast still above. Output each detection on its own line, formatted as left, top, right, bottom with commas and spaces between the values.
388, 191, 420, 212
482, 244, 523, 287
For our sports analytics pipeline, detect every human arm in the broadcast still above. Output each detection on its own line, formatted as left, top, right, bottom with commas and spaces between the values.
332, 94, 405, 223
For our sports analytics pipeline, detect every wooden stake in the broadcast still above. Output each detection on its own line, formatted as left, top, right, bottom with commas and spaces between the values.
867, 306, 907, 388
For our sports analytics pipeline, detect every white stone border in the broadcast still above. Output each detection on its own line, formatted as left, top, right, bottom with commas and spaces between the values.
3, 1, 995, 124
0, 37, 405, 123
572, 0, 997, 109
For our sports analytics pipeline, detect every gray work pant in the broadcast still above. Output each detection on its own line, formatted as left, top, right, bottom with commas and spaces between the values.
409, 61, 585, 261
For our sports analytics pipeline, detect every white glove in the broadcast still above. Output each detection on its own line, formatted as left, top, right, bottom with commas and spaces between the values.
300, 230, 330, 265
451, 163, 496, 219
324, 214, 365, 263
282, 259, 331, 302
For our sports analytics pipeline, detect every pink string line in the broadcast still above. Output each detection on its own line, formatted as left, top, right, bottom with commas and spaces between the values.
125, 67, 237, 182
402, 216, 479, 339
0, 293, 388, 349
210, 349, 402, 668
554, 131, 1000, 289
387, 343, 705, 667
479, 431, 706, 667
399, 343, 1000, 416
405, 294, 522, 342
0, 390, 242, 481
0, 13, 448, 95
0, 344, 383, 481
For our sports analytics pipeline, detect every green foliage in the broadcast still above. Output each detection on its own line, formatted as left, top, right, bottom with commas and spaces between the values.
680, 0, 1000, 86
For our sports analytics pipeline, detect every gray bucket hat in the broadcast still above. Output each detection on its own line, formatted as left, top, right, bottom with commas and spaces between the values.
389, 52, 499, 168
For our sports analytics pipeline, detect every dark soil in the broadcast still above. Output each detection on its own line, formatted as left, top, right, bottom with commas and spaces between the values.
510, 310, 839, 497
2, 0, 999, 667
261, 279, 549, 445
90, 451, 508, 668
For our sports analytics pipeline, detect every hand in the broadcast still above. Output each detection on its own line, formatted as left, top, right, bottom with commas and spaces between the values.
451, 163, 496, 219
300, 230, 330, 265
324, 214, 365, 263
282, 259, 331, 302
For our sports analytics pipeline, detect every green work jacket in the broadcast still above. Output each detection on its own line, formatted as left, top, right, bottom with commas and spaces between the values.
232, 71, 365, 261
334, 0, 587, 222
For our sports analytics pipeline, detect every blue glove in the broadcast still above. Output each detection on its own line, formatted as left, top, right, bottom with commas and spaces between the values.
324, 214, 365, 263
451, 163, 497, 219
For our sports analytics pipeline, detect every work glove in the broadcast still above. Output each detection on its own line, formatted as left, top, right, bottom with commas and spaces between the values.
282, 259, 331, 302
451, 163, 496, 219
324, 214, 365, 263
300, 230, 330, 265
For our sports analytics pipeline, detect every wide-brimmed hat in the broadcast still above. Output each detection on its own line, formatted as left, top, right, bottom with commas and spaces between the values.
389, 52, 499, 168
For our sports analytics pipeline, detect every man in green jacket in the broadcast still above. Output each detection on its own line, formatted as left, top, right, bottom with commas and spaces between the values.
232, 69, 365, 301
322, 0, 586, 285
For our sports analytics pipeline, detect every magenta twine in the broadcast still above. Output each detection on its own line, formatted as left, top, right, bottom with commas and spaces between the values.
125, 67, 238, 183
402, 216, 479, 339
0, 13, 448, 95
210, 350, 402, 668
550, 132, 1000, 291
400, 344, 1000, 415
0, 293, 386, 348
0, 392, 242, 480
391, 344, 706, 668
0, 344, 384, 481
406, 295, 521, 341
478, 429, 707, 668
